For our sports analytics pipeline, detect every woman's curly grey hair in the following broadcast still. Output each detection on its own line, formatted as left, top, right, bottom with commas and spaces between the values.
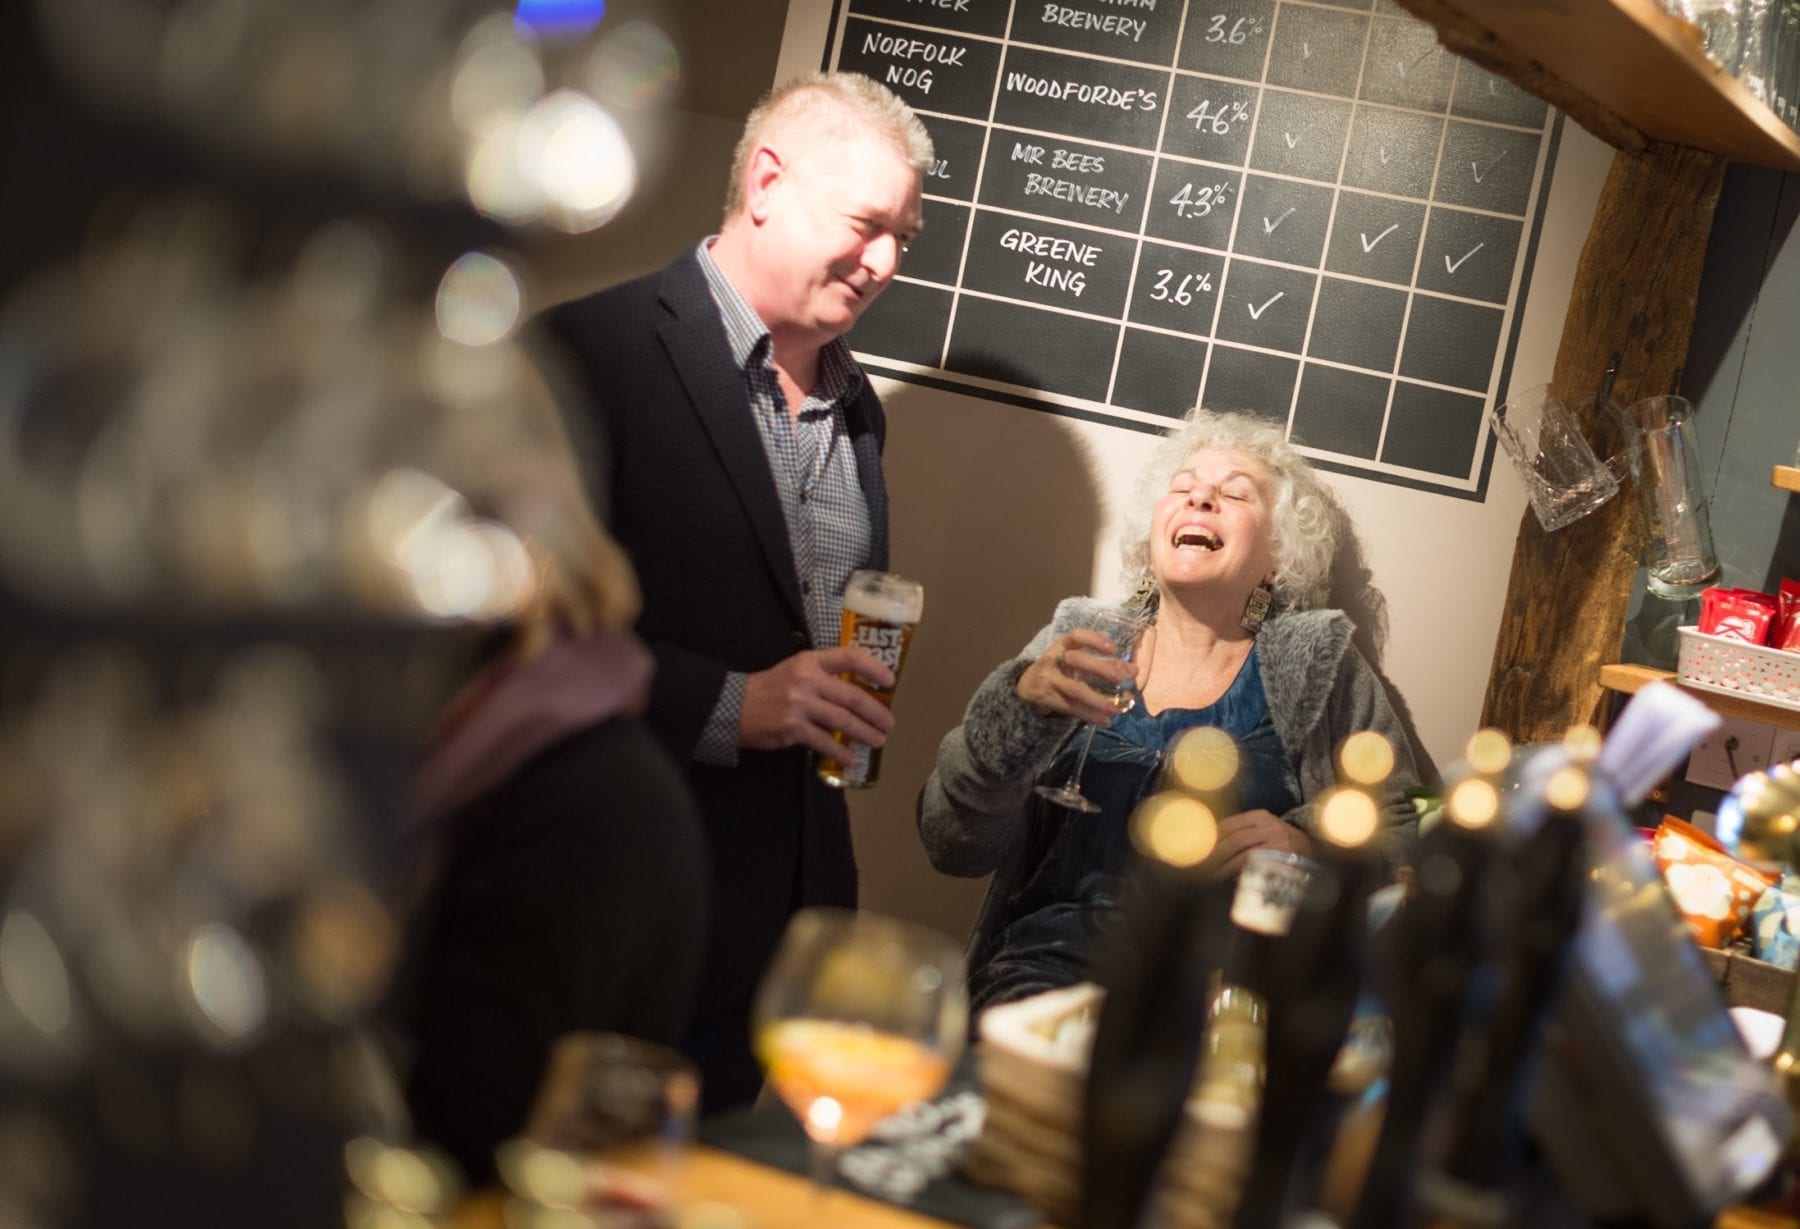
1119, 408, 1338, 612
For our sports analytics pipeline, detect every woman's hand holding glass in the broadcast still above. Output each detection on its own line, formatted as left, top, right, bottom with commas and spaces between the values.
1026, 610, 1149, 814
1017, 627, 1143, 726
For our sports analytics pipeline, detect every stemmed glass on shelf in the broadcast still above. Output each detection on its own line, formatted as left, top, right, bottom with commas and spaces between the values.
752, 908, 967, 1203
1033, 608, 1150, 814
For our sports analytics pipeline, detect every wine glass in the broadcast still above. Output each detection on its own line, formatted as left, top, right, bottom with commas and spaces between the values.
514, 1032, 700, 1222
1034, 608, 1150, 814
752, 908, 967, 1203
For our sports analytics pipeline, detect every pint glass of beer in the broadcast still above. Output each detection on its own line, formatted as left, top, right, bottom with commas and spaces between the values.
818, 570, 924, 789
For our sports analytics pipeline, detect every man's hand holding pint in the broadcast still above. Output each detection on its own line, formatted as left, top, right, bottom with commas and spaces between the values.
740, 647, 896, 758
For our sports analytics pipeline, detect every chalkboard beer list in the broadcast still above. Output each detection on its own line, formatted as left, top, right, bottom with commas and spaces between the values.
827, 0, 1558, 495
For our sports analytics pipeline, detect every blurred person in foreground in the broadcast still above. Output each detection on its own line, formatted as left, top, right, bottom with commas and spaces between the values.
390, 396, 707, 1186
918, 408, 1423, 1014
541, 72, 932, 1111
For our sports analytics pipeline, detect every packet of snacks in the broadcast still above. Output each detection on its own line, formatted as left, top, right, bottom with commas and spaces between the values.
1773, 578, 1800, 652
1699, 587, 1778, 645
1653, 816, 1778, 949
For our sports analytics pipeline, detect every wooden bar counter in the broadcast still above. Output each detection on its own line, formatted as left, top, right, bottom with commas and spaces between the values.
452, 1143, 1004, 1229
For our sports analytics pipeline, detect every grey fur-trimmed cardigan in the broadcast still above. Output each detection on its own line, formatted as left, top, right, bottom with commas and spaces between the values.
917, 597, 1424, 887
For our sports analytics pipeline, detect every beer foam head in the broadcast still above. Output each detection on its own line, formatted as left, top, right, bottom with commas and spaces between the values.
843, 571, 923, 623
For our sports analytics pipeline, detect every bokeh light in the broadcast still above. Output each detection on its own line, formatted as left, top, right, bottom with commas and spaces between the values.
1465, 728, 1512, 777
1446, 777, 1500, 828
0, 911, 73, 1040
1338, 731, 1395, 786
1168, 727, 1238, 796
452, 16, 546, 135
1562, 724, 1602, 763
1132, 794, 1218, 868
518, 90, 637, 232
586, 19, 680, 111
186, 923, 269, 1043
436, 251, 524, 346
1545, 766, 1591, 813
1319, 788, 1380, 848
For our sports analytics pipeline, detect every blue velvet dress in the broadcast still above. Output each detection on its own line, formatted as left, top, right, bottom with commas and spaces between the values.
967, 645, 1300, 1014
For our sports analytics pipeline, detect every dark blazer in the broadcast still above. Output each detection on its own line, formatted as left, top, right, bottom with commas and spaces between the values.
542, 247, 891, 1034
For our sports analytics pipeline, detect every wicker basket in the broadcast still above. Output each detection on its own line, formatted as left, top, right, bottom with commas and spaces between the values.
1677, 626, 1800, 708
967, 983, 1253, 1228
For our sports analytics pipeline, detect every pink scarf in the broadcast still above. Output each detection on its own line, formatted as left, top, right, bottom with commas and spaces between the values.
410, 628, 654, 836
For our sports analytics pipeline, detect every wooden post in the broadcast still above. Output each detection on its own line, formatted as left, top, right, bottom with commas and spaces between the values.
1478, 142, 1726, 743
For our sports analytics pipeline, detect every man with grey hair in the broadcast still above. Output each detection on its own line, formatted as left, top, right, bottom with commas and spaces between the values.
543, 72, 933, 1111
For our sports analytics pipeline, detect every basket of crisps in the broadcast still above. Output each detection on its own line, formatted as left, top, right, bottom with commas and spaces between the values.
1652, 816, 1797, 1015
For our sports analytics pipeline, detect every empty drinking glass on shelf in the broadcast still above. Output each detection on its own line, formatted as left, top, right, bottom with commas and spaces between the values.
1615, 395, 1720, 599
1491, 384, 1620, 533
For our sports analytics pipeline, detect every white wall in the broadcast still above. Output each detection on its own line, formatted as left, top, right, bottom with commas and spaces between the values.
776, 0, 1614, 936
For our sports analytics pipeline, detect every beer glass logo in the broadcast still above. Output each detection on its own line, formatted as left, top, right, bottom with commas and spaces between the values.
819, 571, 924, 790
854, 624, 906, 672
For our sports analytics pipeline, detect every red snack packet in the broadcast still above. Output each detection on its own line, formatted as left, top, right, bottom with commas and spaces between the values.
1653, 815, 1778, 949
1773, 579, 1800, 652
1699, 587, 1777, 645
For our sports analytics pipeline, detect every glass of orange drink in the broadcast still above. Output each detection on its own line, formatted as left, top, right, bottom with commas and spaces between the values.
752, 908, 967, 1201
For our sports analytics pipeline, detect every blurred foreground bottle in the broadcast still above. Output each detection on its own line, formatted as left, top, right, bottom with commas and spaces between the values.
1231, 732, 1394, 1229
1411, 735, 1595, 1229
1345, 731, 1508, 1229
1075, 727, 1242, 1229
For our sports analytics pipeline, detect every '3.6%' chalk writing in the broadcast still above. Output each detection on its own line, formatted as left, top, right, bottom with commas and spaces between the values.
1149, 269, 1213, 305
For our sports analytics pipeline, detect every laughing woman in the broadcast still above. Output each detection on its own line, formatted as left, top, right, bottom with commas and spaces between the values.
918, 407, 1422, 1013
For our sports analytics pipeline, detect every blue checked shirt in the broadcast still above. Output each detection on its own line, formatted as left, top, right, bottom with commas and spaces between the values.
693, 240, 875, 766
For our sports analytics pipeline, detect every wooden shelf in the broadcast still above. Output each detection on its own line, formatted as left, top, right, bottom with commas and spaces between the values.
1418, 0, 1800, 171
1599, 662, 1800, 730
1775, 465, 1800, 493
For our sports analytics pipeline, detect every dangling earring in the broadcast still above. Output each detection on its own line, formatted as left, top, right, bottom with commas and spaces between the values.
1129, 573, 1159, 618
1240, 582, 1273, 634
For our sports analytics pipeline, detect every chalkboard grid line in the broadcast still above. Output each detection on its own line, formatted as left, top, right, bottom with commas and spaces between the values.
849, 15, 1555, 147
897, 103, 1542, 225
1375, 51, 1465, 465
1474, 111, 1563, 467
919, 150, 1539, 239
1103, 0, 1204, 411
1375, 56, 1555, 478
875, 222, 1544, 409
1185, 5, 1279, 432
856, 358, 1499, 501
892, 277, 1525, 413
838, 12, 1549, 141
928, 0, 1023, 378
899, 109, 1545, 217
1094, 0, 1252, 413
1287, 0, 1382, 443
893, 223, 1537, 316
1480, 112, 1565, 501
